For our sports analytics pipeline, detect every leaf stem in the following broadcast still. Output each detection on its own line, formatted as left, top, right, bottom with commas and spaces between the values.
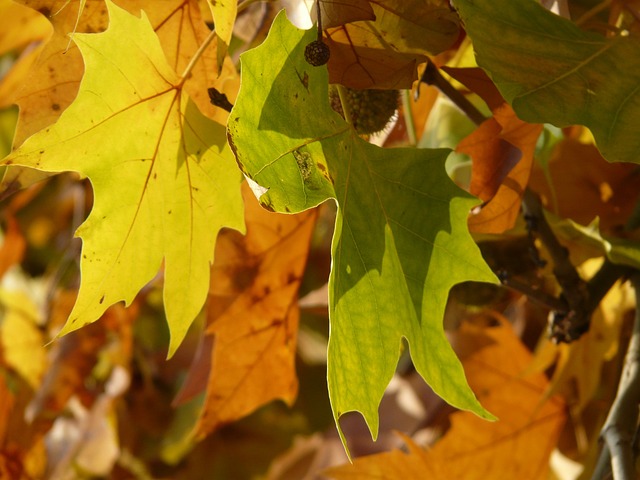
418, 60, 487, 126
179, 26, 217, 86
401, 90, 417, 145
336, 85, 355, 127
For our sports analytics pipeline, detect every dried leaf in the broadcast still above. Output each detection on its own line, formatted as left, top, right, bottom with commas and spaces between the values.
325, 0, 459, 88
528, 138, 640, 234
319, 0, 375, 29
459, 104, 542, 234
195, 184, 318, 436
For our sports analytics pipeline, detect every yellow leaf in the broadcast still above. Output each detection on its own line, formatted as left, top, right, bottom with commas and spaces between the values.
205, 0, 237, 76
4, 0, 236, 194
0, 289, 46, 389
1, 0, 244, 355
195, 183, 317, 436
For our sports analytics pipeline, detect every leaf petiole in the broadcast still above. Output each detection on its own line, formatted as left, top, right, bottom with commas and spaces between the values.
335, 84, 355, 127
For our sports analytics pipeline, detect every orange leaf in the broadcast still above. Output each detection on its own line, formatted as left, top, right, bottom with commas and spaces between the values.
528, 138, 640, 234
0, 216, 26, 280
327, 320, 566, 479
459, 104, 542, 234
195, 184, 318, 436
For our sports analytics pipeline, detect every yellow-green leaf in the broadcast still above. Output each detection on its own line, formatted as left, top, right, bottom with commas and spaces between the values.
1, 0, 244, 355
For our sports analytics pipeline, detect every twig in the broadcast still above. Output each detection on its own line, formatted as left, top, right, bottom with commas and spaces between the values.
592, 273, 640, 480
401, 90, 417, 145
497, 270, 567, 311
424, 60, 634, 342
418, 60, 487, 126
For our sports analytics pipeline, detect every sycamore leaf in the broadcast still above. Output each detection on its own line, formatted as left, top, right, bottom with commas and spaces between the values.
452, 0, 640, 164
458, 104, 542, 234
528, 139, 640, 234
205, 0, 237, 75
325, 0, 459, 88
194, 183, 317, 436
326, 320, 566, 479
4, 0, 235, 196
319, 0, 375, 29
1, 1, 244, 355
228, 11, 497, 450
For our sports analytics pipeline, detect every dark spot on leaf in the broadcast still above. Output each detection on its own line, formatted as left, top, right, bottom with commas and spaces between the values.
52, 103, 60, 111
263, 286, 271, 295
168, 210, 172, 214
39, 150, 44, 154
287, 273, 297, 284
295, 70, 310, 92
99, 295, 105, 304
317, 163, 326, 172
4, 160, 12, 165
261, 201, 275, 212
285, 206, 291, 212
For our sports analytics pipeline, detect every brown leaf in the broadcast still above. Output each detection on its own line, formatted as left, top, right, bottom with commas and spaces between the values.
528, 138, 640, 234
0, 216, 26, 280
442, 66, 505, 111
319, 0, 375, 29
459, 104, 542, 234
194, 183, 318, 437
326, 320, 566, 479
324, 0, 459, 89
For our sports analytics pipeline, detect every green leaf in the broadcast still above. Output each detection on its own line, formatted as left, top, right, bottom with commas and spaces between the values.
228, 11, 497, 451
1, 0, 244, 356
452, 0, 640, 164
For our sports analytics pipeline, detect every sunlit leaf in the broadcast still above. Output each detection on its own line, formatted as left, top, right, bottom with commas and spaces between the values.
326, 320, 567, 479
228, 11, 497, 450
1, 0, 244, 355
205, 0, 237, 75
453, 0, 640, 163
4, 0, 235, 196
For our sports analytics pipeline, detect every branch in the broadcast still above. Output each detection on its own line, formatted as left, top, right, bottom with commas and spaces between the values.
593, 273, 640, 480
418, 60, 487, 126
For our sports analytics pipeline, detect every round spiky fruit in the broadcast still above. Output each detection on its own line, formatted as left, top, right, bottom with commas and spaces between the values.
329, 86, 400, 135
304, 40, 330, 66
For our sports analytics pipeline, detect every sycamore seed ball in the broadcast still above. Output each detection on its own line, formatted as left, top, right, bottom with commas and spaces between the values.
329, 86, 400, 135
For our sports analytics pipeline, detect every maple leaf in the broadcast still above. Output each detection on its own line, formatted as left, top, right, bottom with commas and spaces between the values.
193, 183, 317, 436
458, 104, 543, 234
452, 0, 640, 164
228, 11, 497, 451
0, 0, 244, 355
326, 320, 566, 479
325, 0, 459, 88
3, 0, 236, 197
